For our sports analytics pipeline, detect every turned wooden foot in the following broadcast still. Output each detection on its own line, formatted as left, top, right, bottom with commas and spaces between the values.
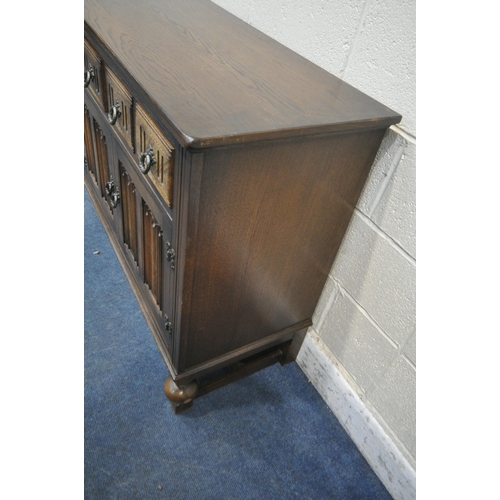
280, 328, 308, 365
164, 376, 199, 414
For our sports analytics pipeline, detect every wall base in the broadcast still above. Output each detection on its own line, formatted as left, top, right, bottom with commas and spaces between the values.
296, 329, 416, 500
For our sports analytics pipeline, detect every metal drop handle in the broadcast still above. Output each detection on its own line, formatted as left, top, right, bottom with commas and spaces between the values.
139, 145, 156, 174
84, 67, 94, 88
108, 100, 121, 125
105, 179, 120, 209
166, 241, 176, 270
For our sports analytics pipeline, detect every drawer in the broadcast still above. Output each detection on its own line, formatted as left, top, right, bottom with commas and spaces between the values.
135, 103, 175, 208
84, 40, 105, 108
105, 67, 134, 151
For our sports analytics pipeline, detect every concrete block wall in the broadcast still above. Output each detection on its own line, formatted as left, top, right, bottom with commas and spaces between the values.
211, 1, 416, 498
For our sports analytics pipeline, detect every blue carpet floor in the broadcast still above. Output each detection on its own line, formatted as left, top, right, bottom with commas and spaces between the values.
84, 188, 393, 500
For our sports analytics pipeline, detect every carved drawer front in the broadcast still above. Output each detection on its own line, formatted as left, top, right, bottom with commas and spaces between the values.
135, 103, 175, 208
105, 68, 134, 151
84, 41, 105, 108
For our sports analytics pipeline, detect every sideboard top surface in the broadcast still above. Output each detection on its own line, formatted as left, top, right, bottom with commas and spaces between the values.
84, 0, 401, 148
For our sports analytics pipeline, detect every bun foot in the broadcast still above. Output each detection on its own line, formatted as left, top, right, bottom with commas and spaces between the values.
164, 376, 199, 414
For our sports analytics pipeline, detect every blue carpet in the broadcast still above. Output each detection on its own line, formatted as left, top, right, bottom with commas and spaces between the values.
84, 188, 392, 500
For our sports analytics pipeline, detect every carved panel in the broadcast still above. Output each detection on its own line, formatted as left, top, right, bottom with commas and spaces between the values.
119, 163, 138, 265
93, 118, 112, 213
84, 105, 97, 183
142, 200, 163, 310
135, 103, 175, 208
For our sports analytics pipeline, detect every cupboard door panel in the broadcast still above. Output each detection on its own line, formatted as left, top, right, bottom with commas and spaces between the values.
93, 115, 122, 222
142, 200, 164, 310
119, 162, 139, 266
84, 104, 98, 184
84, 101, 119, 230
140, 186, 175, 356
94, 117, 111, 202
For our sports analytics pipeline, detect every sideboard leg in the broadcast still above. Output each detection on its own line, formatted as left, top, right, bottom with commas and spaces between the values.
280, 327, 308, 365
164, 376, 199, 414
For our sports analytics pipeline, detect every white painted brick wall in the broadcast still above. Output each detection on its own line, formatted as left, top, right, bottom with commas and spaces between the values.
248, 0, 366, 76
211, 0, 416, 493
342, 0, 416, 136
319, 288, 398, 391
358, 130, 416, 259
331, 212, 416, 348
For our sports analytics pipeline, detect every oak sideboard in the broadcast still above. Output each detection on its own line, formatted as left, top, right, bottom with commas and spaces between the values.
84, 0, 401, 412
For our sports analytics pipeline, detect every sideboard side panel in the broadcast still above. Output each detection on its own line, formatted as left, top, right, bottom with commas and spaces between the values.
179, 129, 386, 370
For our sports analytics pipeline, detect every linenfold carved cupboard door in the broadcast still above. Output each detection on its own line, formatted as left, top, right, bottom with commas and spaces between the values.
109, 140, 176, 358
84, 104, 118, 229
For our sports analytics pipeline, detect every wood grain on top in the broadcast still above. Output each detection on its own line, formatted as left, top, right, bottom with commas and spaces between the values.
85, 0, 401, 148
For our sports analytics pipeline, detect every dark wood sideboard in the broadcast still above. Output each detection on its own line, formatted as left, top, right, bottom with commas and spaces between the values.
84, 0, 401, 413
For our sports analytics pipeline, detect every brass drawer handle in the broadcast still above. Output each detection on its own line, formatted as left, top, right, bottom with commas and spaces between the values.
139, 145, 156, 174
108, 100, 121, 125
84, 66, 95, 88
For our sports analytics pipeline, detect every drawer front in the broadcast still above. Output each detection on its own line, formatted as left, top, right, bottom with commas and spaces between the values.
84, 41, 105, 108
105, 68, 134, 151
135, 103, 175, 208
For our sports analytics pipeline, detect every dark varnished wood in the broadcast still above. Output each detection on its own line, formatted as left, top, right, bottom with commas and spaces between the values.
280, 328, 309, 366
135, 103, 175, 208
164, 376, 199, 414
105, 67, 134, 151
119, 164, 139, 265
84, 0, 402, 412
84, 40, 106, 109
84, 0, 400, 149
178, 129, 386, 371
93, 118, 112, 203
84, 105, 98, 182
164, 344, 285, 413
